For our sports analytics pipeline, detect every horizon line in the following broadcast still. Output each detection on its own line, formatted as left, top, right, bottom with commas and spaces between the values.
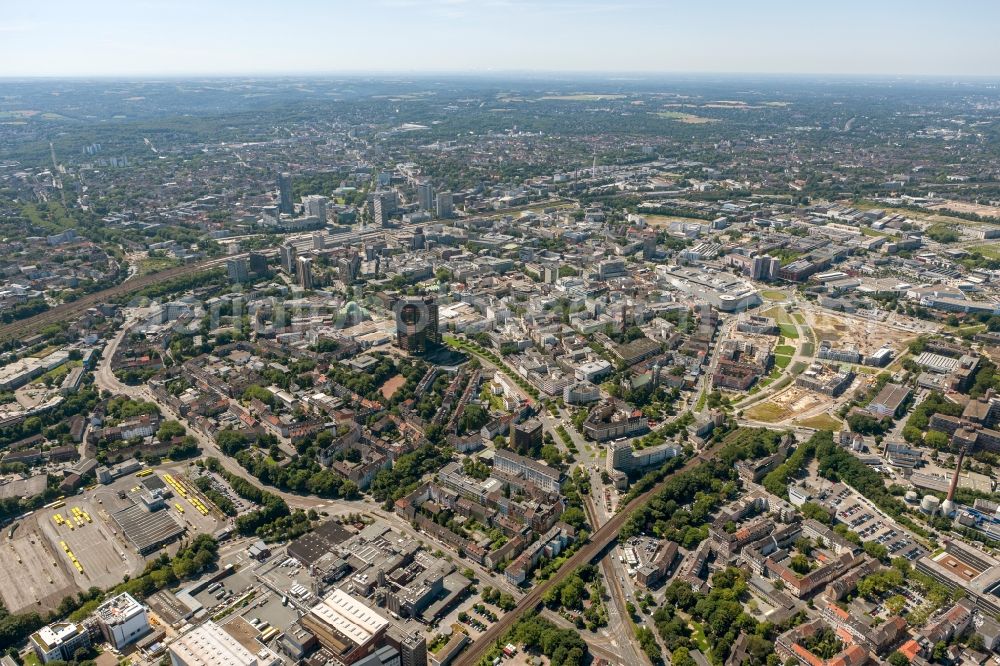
1, 69, 1000, 82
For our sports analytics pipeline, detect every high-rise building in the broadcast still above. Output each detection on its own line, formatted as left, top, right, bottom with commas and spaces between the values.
313, 232, 326, 250
751, 254, 780, 281
303, 194, 328, 222
388, 627, 427, 666
511, 418, 543, 453
396, 296, 440, 355
278, 172, 293, 215
416, 182, 434, 211
411, 227, 425, 250
371, 198, 385, 227
372, 192, 396, 227
226, 257, 249, 284
280, 243, 297, 275
435, 191, 453, 218
95, 593, 151, 651
338, 254, 361, 283
297, 256, 314, 290
248, 251, 269, 275
642, 234, 657, 260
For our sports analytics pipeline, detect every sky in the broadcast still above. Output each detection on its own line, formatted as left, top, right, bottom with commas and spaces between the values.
1, 0, 999, 78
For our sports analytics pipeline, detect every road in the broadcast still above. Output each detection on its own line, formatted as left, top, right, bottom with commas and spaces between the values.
453, 437, 726, 666
93, 313, 527, 597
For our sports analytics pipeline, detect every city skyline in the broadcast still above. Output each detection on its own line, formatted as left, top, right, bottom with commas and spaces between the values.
2, 0, 1000, 77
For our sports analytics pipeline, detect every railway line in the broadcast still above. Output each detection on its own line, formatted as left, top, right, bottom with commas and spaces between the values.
454, 439, 724, 666
0, 255, 233, 344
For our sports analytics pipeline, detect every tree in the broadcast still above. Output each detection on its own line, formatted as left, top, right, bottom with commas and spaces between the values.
789, 554, 812, 575
924, 430, 950, 449
863, 541, 889, 562
156, 420, 186, 441
672, 647, 697, 666
886, 595, 906, 615
887, 651, 910, 666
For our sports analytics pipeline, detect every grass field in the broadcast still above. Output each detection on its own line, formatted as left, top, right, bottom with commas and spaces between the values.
975, 244, 1000, 259
774, 355, 792, 369
761, 306, 793, 324
655, 111, 718, 124
774, 345, 796, 356
541, 94, 626, 101
761, 290, 787, 301
136, 256, 183, 276
779, 323, 799, 339
795, 413, 843, 431
792, 313, 806, 324
745, 402, 790, 423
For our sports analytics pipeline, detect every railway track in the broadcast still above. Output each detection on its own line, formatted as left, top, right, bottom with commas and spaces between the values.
454, 439, 724, 666
0, 256, 232, 344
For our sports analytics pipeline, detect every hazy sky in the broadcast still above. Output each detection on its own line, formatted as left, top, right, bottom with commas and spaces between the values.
2, 0, 998, 77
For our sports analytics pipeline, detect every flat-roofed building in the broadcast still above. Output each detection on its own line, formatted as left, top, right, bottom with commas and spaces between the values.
493, 448, 561, 494
30, 622, 91, 664
301, 589, 390, 664
95, 592, 151, 650
169, 620, 280, 666
868, 382, 911, 418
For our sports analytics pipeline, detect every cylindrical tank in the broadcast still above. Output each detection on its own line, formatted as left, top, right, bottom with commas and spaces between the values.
904, 491, 919, 504
921, 495, 940, 514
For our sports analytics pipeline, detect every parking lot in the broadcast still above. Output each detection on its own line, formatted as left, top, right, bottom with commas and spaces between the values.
36, 495, 144, 591
832, 492, 927, 561
0, 520, 77, 614
0, 465, 225, 615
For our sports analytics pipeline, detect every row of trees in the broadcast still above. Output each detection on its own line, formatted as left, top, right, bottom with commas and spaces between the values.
620, 428, 785, 542
203, 458, 293, 537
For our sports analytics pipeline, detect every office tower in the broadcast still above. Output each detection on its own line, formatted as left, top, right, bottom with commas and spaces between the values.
543, 263, 559, 284
280, 243, 296, 275
303, 195, 328, 223
278, 172, 293, 215
411, 227, 425, 250
313, 232, 325, 250
95, 593, 151, 651
511, 418, 543, 453
338, 253, 361, 282
396, 296, 440, 354
248, 251, 268, 275
752, 254, 780, 281
395, 631, 427, 666
435, 191, 453, 218
643, 234, 657, 260
417, 182, 434, 211
372, 195, 388, 227
226, 257, 249, 284
297, 256, 314, 290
